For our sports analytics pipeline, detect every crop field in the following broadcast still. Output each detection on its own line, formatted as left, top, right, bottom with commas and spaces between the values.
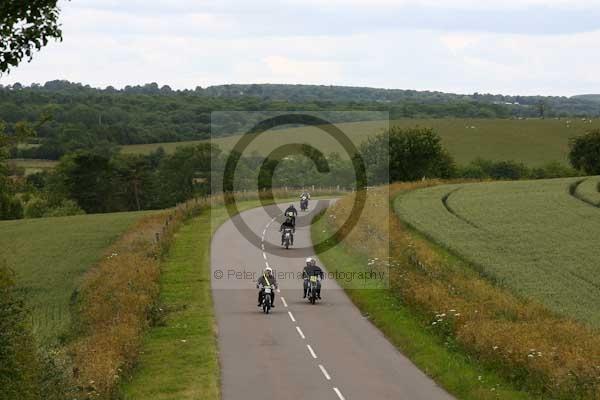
395, 177, 600, 327
573, 176, 600, 206
8, 158, 58, 175
0, 210, 156, 343
120, 118, 600, 166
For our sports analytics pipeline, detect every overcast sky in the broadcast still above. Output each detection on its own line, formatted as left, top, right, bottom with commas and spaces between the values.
1, 0, 599, 96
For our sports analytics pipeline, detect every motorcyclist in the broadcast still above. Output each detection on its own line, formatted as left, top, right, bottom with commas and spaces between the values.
303, 257, 323, 299
300, 191, 310, 210
284, 204, 298, 226
279, 217, 295, 245
257, 266, 278, 307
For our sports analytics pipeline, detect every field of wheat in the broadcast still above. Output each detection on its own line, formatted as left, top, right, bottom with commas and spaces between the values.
395, 177, 600, 327
573, 176, 600, 207
325, 183, 600, 398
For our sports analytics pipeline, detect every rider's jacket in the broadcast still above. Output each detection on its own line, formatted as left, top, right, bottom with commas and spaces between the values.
285, 206, 298, 216
280, 220, 295, 231
303, 265, 324, 279
257, 273, 277, 288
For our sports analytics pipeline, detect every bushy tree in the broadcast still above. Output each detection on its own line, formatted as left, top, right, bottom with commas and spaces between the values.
569, 129, 600, 175
156, 144, 219, 205
55, 151, 114, 213
360, 126, 455, 183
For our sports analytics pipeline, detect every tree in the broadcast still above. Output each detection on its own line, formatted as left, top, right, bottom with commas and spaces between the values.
569, 129, 600, 175
360, 126, 454, 183
111, 154, 153, 211
156, 144, 220, 206
0, 120, 34, 220
0, 1, 64, 73
56, 151, 114, 213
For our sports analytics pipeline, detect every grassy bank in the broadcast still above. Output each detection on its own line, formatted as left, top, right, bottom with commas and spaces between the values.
311, 208, 532, 400
122, 200, 266, 400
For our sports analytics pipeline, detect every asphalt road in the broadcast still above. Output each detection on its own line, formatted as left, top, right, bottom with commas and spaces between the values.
211, 200, 454, 400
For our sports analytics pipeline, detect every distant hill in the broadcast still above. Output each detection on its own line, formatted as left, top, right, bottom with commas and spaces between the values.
3, 80, 600, 160
204, 83, 600, 116
572, 94, 600, 103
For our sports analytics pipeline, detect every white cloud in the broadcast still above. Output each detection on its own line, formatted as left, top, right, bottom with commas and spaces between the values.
1, 0, 600, 96
289, 0, 599, 10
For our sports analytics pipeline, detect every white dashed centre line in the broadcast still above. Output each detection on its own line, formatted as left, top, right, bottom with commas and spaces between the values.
261, 205, 346, 398
318, 364, 331, 380
288, 311, 296, 322
307, 344, 317, 359
333, 388, 346, 400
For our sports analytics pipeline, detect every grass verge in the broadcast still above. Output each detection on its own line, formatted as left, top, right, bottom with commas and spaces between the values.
311, 197, 535, 400
121, 200, 265, 400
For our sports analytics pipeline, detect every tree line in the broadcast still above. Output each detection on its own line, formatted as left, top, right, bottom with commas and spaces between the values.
3, 124, 599, 221
3, 81, 600, 161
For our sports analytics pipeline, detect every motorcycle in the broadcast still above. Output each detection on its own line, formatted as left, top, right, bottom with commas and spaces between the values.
300, 196, 309, 211
306, 275, 319, 304
282, 227, 293, 249
261, 285, 273, 314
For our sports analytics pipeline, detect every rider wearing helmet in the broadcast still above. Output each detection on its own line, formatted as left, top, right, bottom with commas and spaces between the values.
303, 257, 323, 299
300, 191, 310, 211
284, 204, 298, 226
257, 266, 278, 307
279, 217, 295, 245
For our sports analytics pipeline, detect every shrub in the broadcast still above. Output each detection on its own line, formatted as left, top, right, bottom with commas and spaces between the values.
43, 199, 85, 217
569, 129, 600, 175
0, 263, 39, 400
530, 161, 578, 179
24, 197, 49, 218
25, 198, 85, 218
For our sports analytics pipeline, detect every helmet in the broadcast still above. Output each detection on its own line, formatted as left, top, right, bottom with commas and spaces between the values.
265, 266, 273, 274
305, 257, 314, 265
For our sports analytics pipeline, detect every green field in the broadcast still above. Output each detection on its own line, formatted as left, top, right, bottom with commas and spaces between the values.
8, 158, 58, 175
311, 213, 532, 400
395, 176, 600, 327
121, 118, 599, 166
0, 211, 155, 343
574, 176, 600, 206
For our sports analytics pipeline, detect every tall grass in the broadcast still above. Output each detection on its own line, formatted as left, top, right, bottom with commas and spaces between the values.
67, 200, 208, 398
326, 184, 600, 399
